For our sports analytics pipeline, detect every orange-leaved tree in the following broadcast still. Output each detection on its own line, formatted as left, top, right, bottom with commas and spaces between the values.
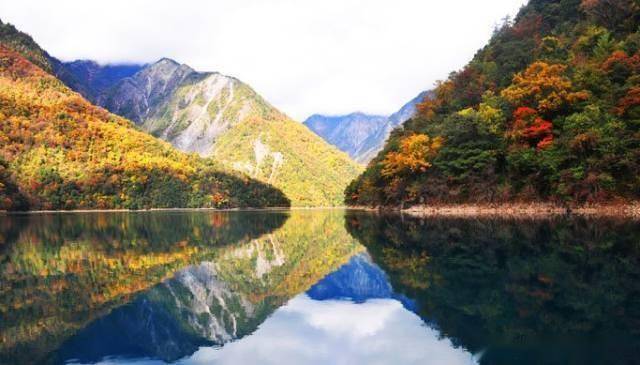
501, 62, 589, 113
381, 134, 444, 177
417, 80, 454, 119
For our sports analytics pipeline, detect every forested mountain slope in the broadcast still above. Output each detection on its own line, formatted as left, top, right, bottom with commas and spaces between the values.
0, 19, 141, 103
347, 0, 640, 207
0, 44, 288, 210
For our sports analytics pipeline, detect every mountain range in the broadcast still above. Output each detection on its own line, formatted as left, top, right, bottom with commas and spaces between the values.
304, 91, 430, 164
0, 44, 290, 210
60, 58, 361, 207
0, 19, 361, 208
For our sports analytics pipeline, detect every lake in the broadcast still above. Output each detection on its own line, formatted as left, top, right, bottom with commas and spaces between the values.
1, 209, 639, 364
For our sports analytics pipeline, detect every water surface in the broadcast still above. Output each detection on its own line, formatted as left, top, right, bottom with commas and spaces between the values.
1, 210, 639, 364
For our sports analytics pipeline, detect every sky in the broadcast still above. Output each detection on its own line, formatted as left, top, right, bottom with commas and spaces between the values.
0, 0, 527, 121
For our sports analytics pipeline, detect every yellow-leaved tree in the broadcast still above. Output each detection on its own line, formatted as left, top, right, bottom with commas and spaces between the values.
381, 134, 444, 177
501, 61, 589, 113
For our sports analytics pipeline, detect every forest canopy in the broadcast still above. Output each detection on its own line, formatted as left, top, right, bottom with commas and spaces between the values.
346, 0, 640, 207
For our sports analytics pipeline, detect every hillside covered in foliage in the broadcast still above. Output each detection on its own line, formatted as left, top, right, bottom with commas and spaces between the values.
60, 46, 361, 207
346, 0, 640, 207
0, 45, 289, 210
0, 19, 359, 208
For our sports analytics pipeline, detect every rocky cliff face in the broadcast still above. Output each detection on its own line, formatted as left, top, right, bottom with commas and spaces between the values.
95, 58, 281, 156
304, 91, 431, 164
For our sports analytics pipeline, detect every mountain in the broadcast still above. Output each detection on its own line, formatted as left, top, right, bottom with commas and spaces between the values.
304, 113, 388, 163
71, 58, 362, 206
306, 252, 416, 311
0, 19, 53, 72
0, 22, 289, 210
57, 60, 144, 103
347, 0, 640, 207
355, 91, 431, 164
304, 91, 429, 164
96, 58, 273, 155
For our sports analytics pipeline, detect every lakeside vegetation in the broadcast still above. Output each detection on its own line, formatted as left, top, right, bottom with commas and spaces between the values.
346, 0, 640, 207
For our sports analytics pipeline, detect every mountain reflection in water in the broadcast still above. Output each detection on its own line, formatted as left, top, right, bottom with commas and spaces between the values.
62, 253, 478, 365
1, 210, 639, 365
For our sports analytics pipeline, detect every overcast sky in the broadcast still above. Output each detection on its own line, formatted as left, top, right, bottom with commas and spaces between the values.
0, 0, 526, 121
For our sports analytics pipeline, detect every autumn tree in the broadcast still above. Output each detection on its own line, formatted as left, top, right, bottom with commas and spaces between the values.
501, 62, 589, 113
601, 50, 640, 83
507, 107, 554, 150
417, 81, 454, 119
381, 134, 444, 177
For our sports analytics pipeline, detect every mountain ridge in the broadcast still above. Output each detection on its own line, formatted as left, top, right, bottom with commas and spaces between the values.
58, 59, 145, 102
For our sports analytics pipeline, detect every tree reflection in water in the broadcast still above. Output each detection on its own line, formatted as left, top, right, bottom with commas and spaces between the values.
345, 211, 640, 365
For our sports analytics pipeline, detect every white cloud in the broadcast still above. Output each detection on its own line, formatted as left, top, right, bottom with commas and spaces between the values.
0, 0, 526, 120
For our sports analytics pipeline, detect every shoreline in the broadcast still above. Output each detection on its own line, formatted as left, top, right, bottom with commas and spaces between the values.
0, 206, 363, 215
2, 204, 639, 217
398, 203, 640, 218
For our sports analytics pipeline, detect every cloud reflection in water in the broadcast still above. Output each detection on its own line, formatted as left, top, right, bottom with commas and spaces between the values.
180, 294, 478, 365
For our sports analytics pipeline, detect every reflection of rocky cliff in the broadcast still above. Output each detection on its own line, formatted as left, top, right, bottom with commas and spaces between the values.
0, 211, 287, 365
8, 210, 361, 364
345, 212, 640, 365
55, 262, 250, 363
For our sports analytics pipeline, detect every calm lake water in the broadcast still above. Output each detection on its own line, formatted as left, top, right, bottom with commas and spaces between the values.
1, 210, 639, 365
